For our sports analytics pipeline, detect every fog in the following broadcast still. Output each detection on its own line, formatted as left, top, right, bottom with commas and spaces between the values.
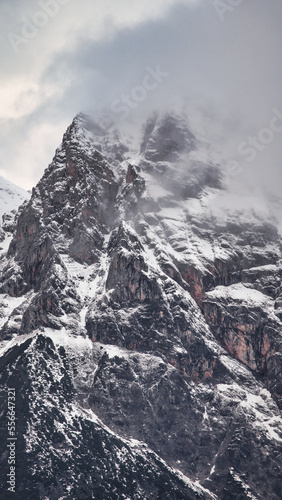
0, 0, 281, 222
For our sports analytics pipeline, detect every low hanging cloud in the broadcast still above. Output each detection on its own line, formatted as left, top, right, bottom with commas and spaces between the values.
0, 0, 281, 201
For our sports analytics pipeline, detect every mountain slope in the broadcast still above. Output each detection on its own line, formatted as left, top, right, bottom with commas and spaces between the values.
0, 112, 281, 499
0, 176, 29, 261
0, 176, 28, 222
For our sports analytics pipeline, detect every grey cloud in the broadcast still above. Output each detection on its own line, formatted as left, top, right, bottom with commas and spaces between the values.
0, 0, 281, 202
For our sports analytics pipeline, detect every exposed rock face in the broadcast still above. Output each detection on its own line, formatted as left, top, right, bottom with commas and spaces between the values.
203, 284, 282, 407
141, 111, 196, 162
0, 111, 281, 499
0, 335, 211, 500
8, 116, 119, 268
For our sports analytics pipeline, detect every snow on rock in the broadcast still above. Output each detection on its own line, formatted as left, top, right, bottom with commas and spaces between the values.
0, 111, 282, 499
0, 175, 28, 222
206, 282, 273, 307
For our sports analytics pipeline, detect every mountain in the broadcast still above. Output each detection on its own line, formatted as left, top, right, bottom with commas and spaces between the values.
0, 176, 29, 256
0, 111, 281, 500
0, 176, 28, 221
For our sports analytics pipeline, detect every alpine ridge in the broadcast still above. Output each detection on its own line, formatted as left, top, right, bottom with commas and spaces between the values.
0, 111, 281, 500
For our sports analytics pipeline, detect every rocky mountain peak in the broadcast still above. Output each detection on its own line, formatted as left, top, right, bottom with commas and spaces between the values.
64, 112, 131, 166
0, 111, 282, 499
140, 110, 196, 162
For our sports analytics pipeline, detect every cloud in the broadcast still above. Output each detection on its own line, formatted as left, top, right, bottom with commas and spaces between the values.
0, 0, 200, 188
0, 0, 281, 201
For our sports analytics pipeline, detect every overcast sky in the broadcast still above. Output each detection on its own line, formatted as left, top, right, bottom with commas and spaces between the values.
0, 0, 281, 198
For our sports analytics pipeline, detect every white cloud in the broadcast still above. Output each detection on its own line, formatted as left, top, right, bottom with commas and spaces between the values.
0, 79, 67, 120
1, 0, 196, 120
0, 120, 68, 190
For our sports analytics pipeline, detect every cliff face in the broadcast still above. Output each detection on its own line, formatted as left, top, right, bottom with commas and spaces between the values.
0, 111, 282, 500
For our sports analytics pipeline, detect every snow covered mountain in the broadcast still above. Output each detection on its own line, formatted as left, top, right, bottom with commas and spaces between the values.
0, 112, 281, 499
0, 176, 28, 222
0, 176, 29, 256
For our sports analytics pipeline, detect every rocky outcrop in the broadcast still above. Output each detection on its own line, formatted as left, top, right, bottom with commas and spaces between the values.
0, 334, 213, 500
86, 222, 224, 384
202, 284, 282, 407
141, 111, 196, 162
